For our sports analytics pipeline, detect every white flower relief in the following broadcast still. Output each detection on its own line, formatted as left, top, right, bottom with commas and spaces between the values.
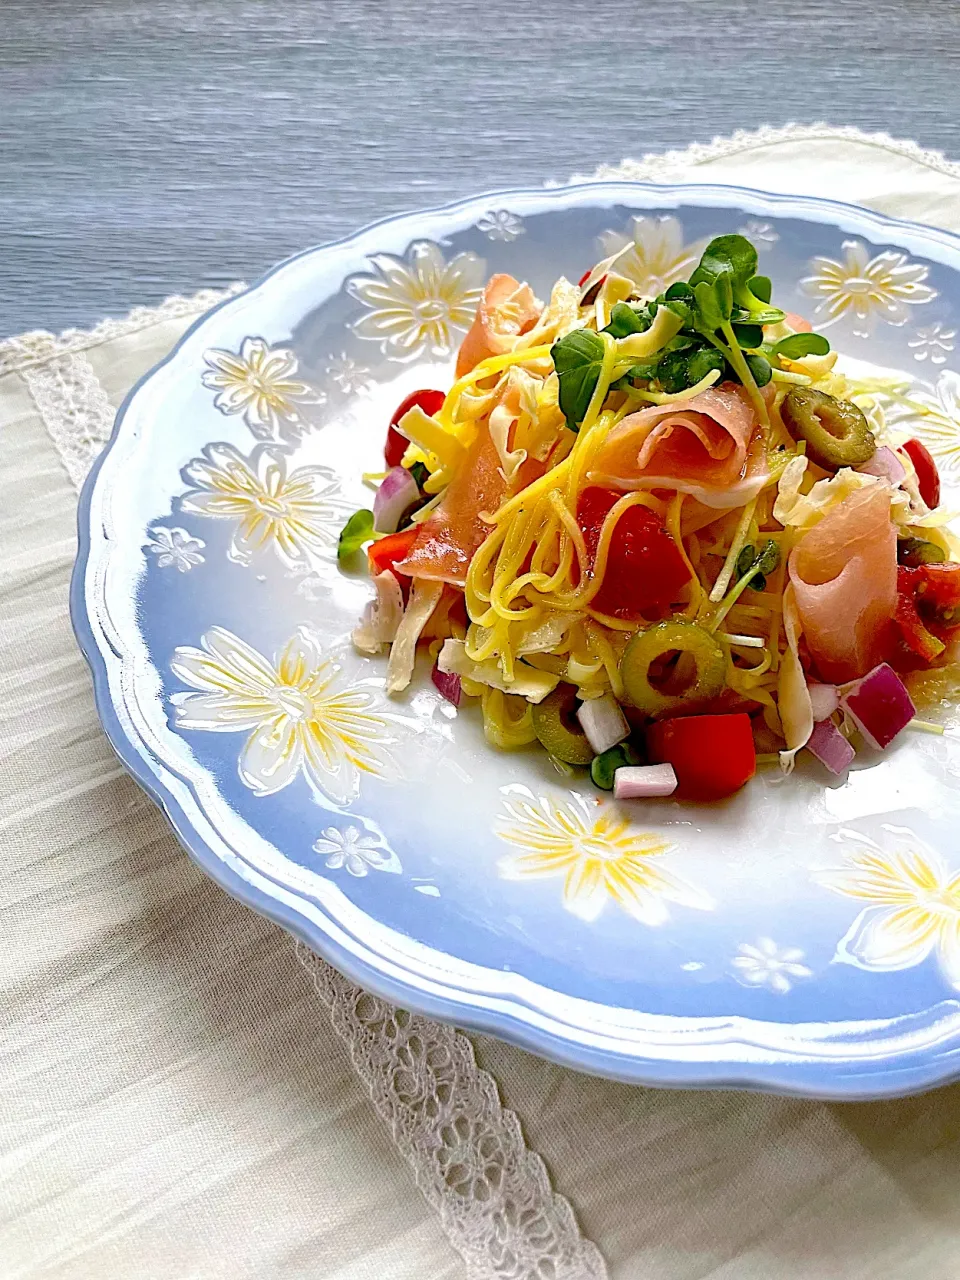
145, 526, 205, 572
495, 791, 711, 924
738, 219, 779, 249
201, 337, 321, 442
597, 215, 707, 297
904, 370, 960, 473
476, 209, 525, 242
348, 240, 485, 359
178, 442, 352, 568
731, 938, 812, 994
325, 352, 371, 395
313, 824, 401, 876
170, 626, 398, 805
815, 844, 960, 989
908, 322, 956, 365
799, 240, 936, 338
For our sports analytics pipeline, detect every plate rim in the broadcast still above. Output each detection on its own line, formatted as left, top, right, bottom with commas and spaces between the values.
71, 178, 960, 1099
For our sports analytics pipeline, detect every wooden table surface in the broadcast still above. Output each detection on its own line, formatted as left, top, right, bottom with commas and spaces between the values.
4, 0, 960, 337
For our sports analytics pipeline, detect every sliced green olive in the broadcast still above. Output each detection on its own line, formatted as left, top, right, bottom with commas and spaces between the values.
531, 684, 594, 765
780, 388, 875, 470
619, 620, 726, 717
898, 537, 947, 568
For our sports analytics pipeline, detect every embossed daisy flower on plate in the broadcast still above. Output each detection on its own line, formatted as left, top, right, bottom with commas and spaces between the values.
347, 240, 485, 359
313, 825, 401, 876
178, 442, 352, 568
171, 626, 397, 805
201, 337, 321, 442
815, 844, 960, 989
905, 370, 960, 473
495, 791, 711, 923
597, 215, 707, 297
145, 526, 205, 572
908, 322, 956, 364
731, 938, 812, 994
799, 240, 936, 337
476, 208, 525, 242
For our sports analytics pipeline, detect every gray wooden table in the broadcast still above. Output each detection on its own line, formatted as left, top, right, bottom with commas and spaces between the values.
4, 0, 960, 338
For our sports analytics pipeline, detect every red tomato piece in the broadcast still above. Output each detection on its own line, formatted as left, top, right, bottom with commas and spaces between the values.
576, 486, 692, 619
385, 388, 446, 469
903, 438, 941, 510
894, 571, 945, 663
646, 713, 756, 801
367, 528, 417, 593
917, 561, 960, 613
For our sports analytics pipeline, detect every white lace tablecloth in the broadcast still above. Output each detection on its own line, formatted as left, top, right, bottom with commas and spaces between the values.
5, 126, 960, 1280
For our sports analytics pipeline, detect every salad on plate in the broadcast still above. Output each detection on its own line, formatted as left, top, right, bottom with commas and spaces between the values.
339, 232, 957, 803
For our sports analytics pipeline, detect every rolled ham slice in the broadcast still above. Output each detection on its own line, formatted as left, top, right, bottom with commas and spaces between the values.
587, 383, 767, 509
455, 274, 542, 377
788, 484, 897, 684
395, 420, 506, 587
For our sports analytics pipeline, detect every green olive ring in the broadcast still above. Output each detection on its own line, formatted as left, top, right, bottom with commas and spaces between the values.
619, 620, 726, 717
780, 387, 875, 470
531, 684, 594, 765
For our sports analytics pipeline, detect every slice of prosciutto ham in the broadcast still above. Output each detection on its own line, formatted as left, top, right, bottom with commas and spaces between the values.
788, 483, 897, 684
394, 420, 506, 587
455, 274, 542, 378
587, 383, 767, 509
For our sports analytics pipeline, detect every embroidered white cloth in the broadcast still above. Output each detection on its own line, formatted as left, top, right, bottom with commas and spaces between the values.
4, 126, 960, 1280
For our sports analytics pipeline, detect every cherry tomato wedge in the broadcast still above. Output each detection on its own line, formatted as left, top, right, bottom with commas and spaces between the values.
385, 389, 446, 469
368, 528, 417, 583
916, 561, 960, 613
646, 713, 756, 801
903, 437, 941, 510
576, 486, 692, 619
894, 568, 945, 663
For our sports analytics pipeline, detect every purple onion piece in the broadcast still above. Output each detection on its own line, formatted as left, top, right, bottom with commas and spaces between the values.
431, 663, 461, 707
806, 718, 855, 775
856, 446, 906, 486
807, 681, 840, 722
373, 466, 421, 534
839, 662, 916, 750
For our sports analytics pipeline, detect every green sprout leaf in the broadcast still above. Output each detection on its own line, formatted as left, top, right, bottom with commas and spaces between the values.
744, 352, 772, 387
603, 302, 650, 339
731, 323, 764, 349
748, 274, 772, 303
552, 328, 606, 430
772, 332, 832, 360
337, 509, 375, 565
693, 280, 724, 333
690, 234, 758, 290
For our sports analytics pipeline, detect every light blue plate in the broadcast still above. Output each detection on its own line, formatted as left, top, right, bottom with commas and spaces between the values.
72, 182, 960, 1097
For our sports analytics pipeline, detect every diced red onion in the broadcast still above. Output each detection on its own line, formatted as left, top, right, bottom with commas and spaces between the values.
856, 446, 906, 486
806, 718, 855, 774
807, 681, 840, 722
614, 764, 678, 799
839, 663, 916, 750
373, 466, 420, 534
431, 663, 461, 707
576, 695, 629, 754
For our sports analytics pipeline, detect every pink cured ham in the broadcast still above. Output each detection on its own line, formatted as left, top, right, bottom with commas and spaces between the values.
587, 383, 767, 509
394, 421, 507, 587
455, 275, 542, 378
788, 484, 897, 683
